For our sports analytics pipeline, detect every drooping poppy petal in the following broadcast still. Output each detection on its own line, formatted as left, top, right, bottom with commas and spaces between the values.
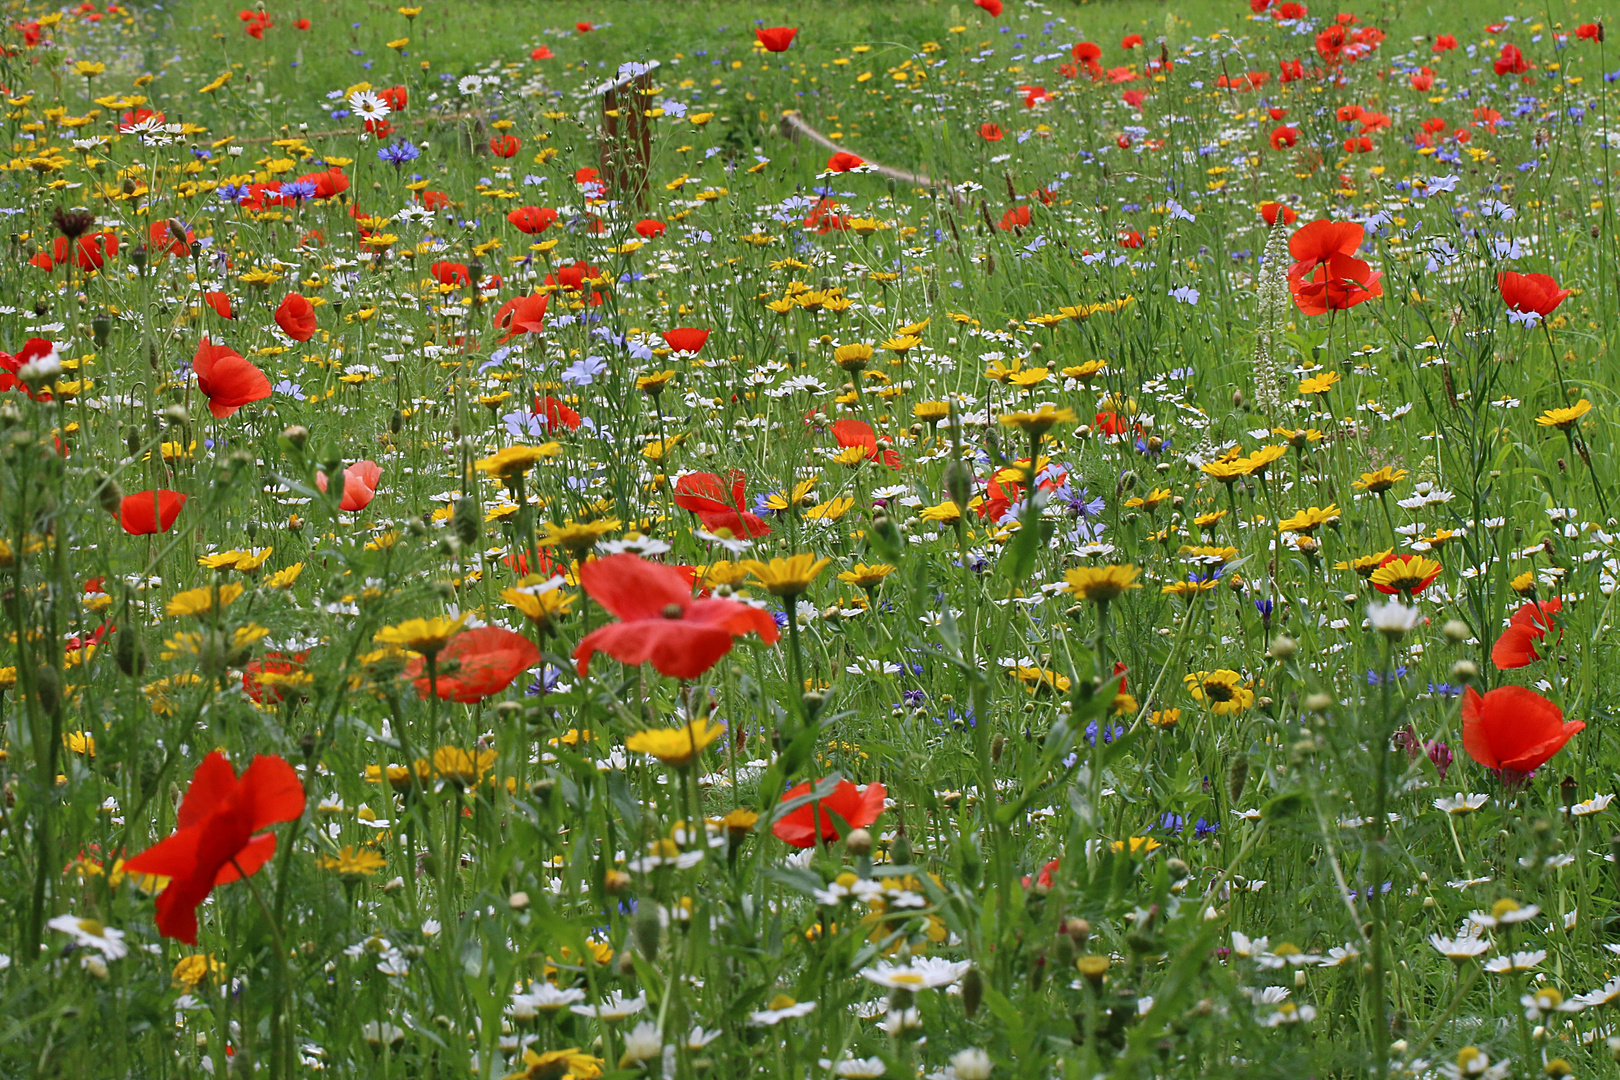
1460, 685, 1584, 774
771, 779, 886, 847
274, 292, 318, 341
662, 327, 710, 354
119, 490, 188, 535
405, 626, 540, 703
193, 337, 272, 418
755, 26, 797, 52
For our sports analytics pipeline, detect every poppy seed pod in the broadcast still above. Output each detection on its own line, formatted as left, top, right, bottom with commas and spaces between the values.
1228, 756, 1249, 803
453, 497, 479, 546
890, 831, 912, 867
633, 907, 660, 961
961, 966, 984, 1018
89, 469, 123, 516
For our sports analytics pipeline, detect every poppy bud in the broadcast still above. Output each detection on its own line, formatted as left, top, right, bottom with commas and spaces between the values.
1268, 635, 1296, 659
0, 402, 18, 429
1442, 619, 1470, 643
961, 966, 984, 1018
453, 497, 479, 546
1228, 756, 1249, 803
943, 459, 973, 510
1052, 931, 1075, 966
34, 663, 60, 715
389, 409, 404, 434
1304, 692, 1333, 713
845, 827, 873, 856
891, 831, 913, 866
1450, 659, 1478, 684
991, 733, 1006, 762
89, 469, 123, 516
163, 404, 189, 427
528, 778, 555, 803
115, 627, 146, 676
92, 315, 110, 348
280, 424, 309, 452
131, 248, 147, 273
1562, 776, 1579, 810
633, 907, 660, 961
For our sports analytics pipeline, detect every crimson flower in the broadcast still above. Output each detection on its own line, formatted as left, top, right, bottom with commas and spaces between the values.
999, 206, 1031, 231
534, 394, 581, 431
507, 206, 558, 234
833, 419, 901, 468
826, 151, 866, 173
1121, 33, 1143, 48
379, 85, 407, 112
149, 219, 194, 256
119, 490, 188, 535
634, 219, 666, 238
274, 292, 317, 342
54, 231, 117, 271
405, 627, 540, 703
316, 460, 382, 512
432, 260, 470, 287
772, 779, 885, 847
296, 167, 349, 199
1288, 219, 1365, 276
1577, 23, 1603, 42
1260, 201, 1297, 226
673, 470, 772, 538
0, 338, 58, 400
494, 292, 549, 344
488, 135, 520, 158
123, 752, 306, 944
1268, 125, 1299, 149
193, 337, 272, 418
1435, 34, 1458, 51
974, 0, 1003, 14
1494, 43, 1531, 76
1461, 685, 1583, 774
1492, 597, 1562, 670
979, 122, 1004, 141
755, 26, 797, 52
243, 652, 308, 703
531, 45, 555, 59
204, 291, 234, 319
572, 554, 779, 679
662, 327, 710, 354
1497, 271, 1570, 319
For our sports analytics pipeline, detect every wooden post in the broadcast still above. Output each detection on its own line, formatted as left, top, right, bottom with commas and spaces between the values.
597, 61, 659, 209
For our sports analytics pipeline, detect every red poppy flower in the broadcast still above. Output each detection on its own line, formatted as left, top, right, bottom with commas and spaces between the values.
432, 260, 471, 287
293, 17, 309, 29
1492, 597, 1562, 669
404, 627, 540, 703
673, 470, 772, 539
1288, 219, 1365, 277
634, 219, 666, 238
1290, 253, 1383, 315
1497, 271, 1570, 319
534, 394, 581, 431
193, 338, 271, 419
1577, 23, 1604, 42
494, 292, 549, 344
548, 260, 607, 304
1260, 201, 1297, 226
507, 205, 558, 234
1409, 66, 1434, 91
1342, 135, 1373, 153
833, 418, 902, 469
977, 475, 1020, 521
1121, 33, 1143, 48
755, 26, 797, 52
1279, 58, 1303, 81
149, 219, 194, 256
378, 85, 407, 112
1434, 34, 1458, 51
772, 778, 885, 847
418, 189, 450, 210
662, 327, 709, 354
999, 205, 1030, 231
1494, 43, 1531, 76
1020, 84, 1050, 107
1117, 230, 1143, 248
123, 752, 306, 944
1269, 125, 1299, 149
1122, 89, 1147, 110
826, 151, 866, 173
979, 122, 1004, 142
1023, 856, 1060, 890
119, 490, 187, 535
1461, 685, 1583, 774
1073, 41, 1101, 63
316, 460, 382, 512
488, 135, 521, 158
572, 554, 779, 679
0, 337, 56, 400
974, 0, 1003, 14
531, 45, 555, 60
274, 292, 317, 342
204, 291, 234, 320
297, 167, 349, 200
54, 231, 117, 271
575, 21, 592, 32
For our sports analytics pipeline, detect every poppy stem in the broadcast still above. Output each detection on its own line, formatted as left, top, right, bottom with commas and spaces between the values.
230, 856, 291, 1080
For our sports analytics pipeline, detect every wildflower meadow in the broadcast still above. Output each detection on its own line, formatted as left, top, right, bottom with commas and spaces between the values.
7, 0, 1620, 1076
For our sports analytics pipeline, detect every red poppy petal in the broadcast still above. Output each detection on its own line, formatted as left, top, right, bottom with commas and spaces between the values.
579, 553, 697, 621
